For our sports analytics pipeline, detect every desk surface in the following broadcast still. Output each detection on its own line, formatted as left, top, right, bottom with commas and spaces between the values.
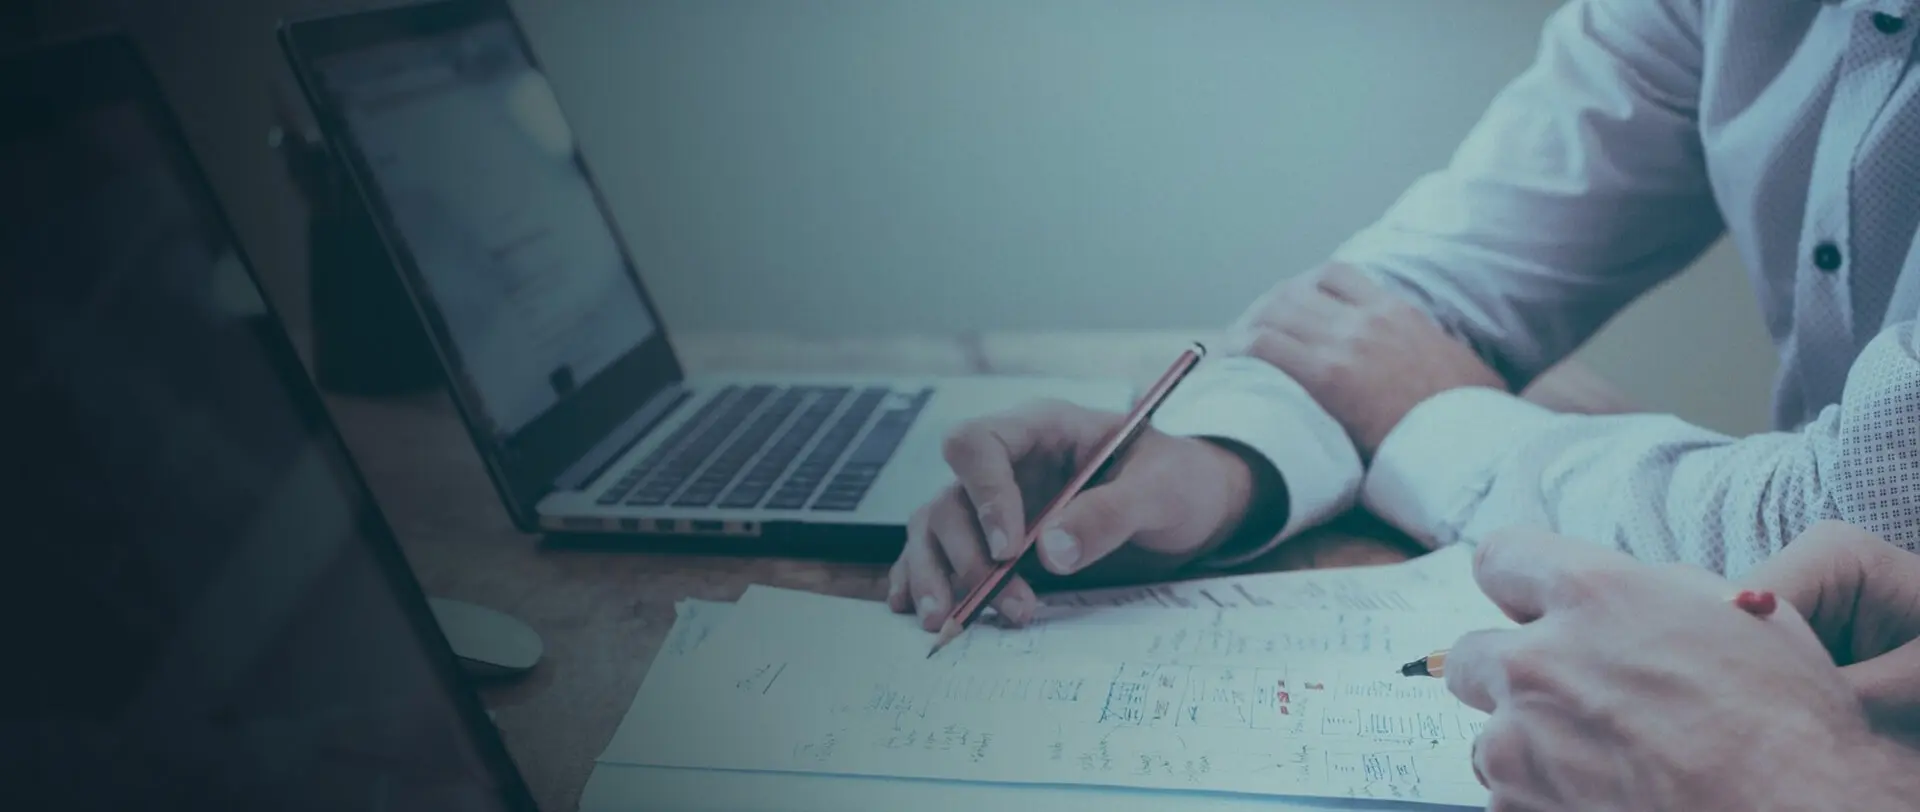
321, 330, 1633, 812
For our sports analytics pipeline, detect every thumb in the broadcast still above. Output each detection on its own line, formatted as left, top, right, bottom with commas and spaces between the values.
1740, 521, 1920, 663
1736, 521, 1877, 656
1032, 482, 1160, 576
1843, 636, 1920, 738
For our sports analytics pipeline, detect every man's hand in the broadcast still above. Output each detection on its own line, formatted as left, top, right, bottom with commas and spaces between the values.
1234, 263, 1505, 458
887, 399, 1272, 630
1444, 526, 1911, 811
1738, 521, 1920, 740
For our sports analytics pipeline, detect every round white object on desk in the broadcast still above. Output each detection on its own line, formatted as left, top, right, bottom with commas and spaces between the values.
428, 597, 544, 678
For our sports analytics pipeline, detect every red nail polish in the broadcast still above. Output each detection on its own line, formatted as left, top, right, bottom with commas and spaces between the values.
1734, 589, 1777, 617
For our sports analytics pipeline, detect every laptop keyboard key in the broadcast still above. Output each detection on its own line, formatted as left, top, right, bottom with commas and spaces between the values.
765, 491, 811, 510
717, 486, 769, 509
600, 384, 937, 516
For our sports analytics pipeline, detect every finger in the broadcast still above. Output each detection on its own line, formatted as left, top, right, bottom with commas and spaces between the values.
1279, 288, 1351, 343
991, 575, 1040, 626
1472, 711, 1520, 789
1843, 636, 1920, 734
1474, 711, 1558, 811
903, 511, 956, 631
1314, 262, 1390, 305
942, 402, 1096, 561
1442, 628, 1529, 713
886, 555, 910, 613
1740, 521, 1920, 660
1471, 525, 1638, 623
1031, 481, 1161, 576
1243, 329, 1319, 379
1243, 285, 1348, 344
929, 497, 1038, 625
1487, 790, 1554, 812
1738, 520, 1871, 647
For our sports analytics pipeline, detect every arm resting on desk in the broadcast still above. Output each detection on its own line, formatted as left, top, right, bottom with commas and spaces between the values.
1363, 321, 1920, 578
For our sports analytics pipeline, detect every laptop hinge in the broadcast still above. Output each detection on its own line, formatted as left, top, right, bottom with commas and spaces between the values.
552, 384, 692, 493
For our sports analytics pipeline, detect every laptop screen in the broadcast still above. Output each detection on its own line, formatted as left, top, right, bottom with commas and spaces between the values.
313, 18, 658, 438
284, 0, 686, 525
0, 37, 534, 811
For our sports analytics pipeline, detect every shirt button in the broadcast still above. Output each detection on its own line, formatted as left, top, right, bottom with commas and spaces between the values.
1873, 13, 1906, 34
1813, 241, 1844, 272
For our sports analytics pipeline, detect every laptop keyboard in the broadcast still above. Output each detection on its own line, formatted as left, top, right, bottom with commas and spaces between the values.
593, 384, 932, 513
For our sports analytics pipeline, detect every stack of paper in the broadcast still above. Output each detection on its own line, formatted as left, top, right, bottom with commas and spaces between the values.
584, 545, 1512, 811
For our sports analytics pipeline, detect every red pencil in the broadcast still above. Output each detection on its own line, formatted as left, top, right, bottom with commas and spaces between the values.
925, 342, 1207, 658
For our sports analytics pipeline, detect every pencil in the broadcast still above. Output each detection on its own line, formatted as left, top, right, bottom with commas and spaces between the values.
1397, 589, 1781, 677
926, 342, 1208, 658
1399, 650, 1446, 678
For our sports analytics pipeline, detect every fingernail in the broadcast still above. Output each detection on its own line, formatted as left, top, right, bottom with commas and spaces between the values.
987, 528, 1010, 558
1009, 595, 1037, 624
1041, 528, 1079, 571
918, 595, 939, 618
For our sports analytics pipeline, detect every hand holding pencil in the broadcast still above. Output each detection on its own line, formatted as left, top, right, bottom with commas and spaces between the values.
926, 344, 1208, 656
1410, 525, 1895, 810
1399, 588, 1781, 678
887, 343, 1274, 636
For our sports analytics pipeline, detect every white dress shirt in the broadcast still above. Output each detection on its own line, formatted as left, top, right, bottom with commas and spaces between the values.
1150, 0, 1920, 578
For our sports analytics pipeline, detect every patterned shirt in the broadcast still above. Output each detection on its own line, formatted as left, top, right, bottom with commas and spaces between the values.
1151, 0, 1920, 578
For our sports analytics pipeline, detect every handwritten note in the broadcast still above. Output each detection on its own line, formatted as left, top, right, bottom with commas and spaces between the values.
1043, 544, 1479, 613
599, 586, 1501, 808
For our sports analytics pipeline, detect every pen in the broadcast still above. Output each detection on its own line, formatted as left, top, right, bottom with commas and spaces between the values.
926, 342, 1208, 658
1397, 589, 1780, 678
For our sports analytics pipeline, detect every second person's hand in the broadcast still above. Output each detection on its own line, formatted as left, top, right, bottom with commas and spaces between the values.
1233, 262, 1506, 459
1737, 521, 1920, 740
1442, 526, 1905, 811
887, 398, 1274, 630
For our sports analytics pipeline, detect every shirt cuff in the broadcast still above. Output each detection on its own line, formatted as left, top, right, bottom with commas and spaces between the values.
1150, 355, 1364, 568
1361, 387, 1559, 550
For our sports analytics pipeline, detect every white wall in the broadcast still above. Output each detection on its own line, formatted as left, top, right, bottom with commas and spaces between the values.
34, 0, 1780, 435
523, 0, 1777, 433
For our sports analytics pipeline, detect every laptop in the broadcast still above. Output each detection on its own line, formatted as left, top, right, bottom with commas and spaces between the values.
0, 34, 538, 811
275, 0, 1133, 552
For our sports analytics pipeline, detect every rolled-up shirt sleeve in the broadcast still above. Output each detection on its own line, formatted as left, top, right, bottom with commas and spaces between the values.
1364, 320, 1920, 577
1151, 355, 1363, 568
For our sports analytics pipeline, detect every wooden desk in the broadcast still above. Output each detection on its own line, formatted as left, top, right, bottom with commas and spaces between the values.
321, 330, 1633, 812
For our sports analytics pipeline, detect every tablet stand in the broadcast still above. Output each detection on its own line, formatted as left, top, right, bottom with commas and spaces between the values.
270, 94, 440, 397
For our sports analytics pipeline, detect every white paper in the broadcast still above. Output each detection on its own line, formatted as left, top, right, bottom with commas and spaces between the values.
1042, 544, 1478, 612
580, 763, 1474, 812
601, 586, 1499, 808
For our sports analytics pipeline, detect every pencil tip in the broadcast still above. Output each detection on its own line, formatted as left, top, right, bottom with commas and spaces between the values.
926, 620, 961, 659
1398, 658, 1429, 678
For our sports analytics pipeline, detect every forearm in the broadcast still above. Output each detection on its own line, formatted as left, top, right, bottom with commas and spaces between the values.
1321, 0, 1723, 390
1366, 321, 1920, 576
1363, 388, 1833, 576
1151, 355, 1361, 567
